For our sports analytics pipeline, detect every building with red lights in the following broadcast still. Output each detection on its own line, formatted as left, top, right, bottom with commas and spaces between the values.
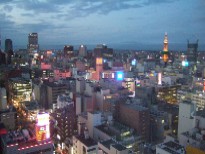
0, 128, 53, 154
54, 69, 71, 81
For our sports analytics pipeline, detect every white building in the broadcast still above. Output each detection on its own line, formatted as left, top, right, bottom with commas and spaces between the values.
76, 77, 86, 94
179, 109, 205, 151
177, 90, 205, 110
87, 112, 102, 139
178, 101, 196, 139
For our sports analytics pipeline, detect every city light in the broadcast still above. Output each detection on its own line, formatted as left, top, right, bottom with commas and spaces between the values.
182, 61, 189, 67
116, 71, 124, 81
36, 112, 50, 141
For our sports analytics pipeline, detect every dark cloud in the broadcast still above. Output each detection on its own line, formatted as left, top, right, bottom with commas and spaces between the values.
0, 0, 14, 4
1, 0, 179, 18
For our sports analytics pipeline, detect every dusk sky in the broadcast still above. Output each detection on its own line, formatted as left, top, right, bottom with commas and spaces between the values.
0, 0, 205, 50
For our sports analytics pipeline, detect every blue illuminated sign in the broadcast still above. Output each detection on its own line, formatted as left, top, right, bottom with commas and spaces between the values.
116, 72, 124, 80
131, 59, 136, 66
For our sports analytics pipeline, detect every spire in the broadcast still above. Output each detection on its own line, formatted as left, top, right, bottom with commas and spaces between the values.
163, 32, 168, 52
163, 32, 169, 63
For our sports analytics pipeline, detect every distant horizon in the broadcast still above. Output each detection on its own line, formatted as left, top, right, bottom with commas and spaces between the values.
0, 0, 205, 51
6, 42, 205, 52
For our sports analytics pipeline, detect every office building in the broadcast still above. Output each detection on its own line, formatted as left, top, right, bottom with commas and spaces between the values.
5, 39, 13, 53
117, 103, 150, 141
93, 44, 113, 60
27, 33, 39, 53
64, 45, 74, 58
7, 77, 32, 106
44, 81, 67, 109
52, 104, 77, 143
78, 45, 87, 57
187, 40, 198, 65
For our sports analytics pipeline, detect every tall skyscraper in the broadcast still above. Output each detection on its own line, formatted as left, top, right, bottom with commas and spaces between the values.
78, 45, 87, 57
162, 33, 169, 65
5, 39, 13, 53
187, 40, 198, 65
64, 45, 74, 58
27, 33, 39, 52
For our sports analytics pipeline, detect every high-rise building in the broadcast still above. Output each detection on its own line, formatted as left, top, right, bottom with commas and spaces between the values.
5, 39, 13, 53
93, 44, 113, 60
95, 57, 103, 80
64, 45, 74, 58
78, 45, 87, 57
27, 33, 39, 52
162, 33, 169, 64
187, 40, 198, 65
52, 104, 77, 142
5, 39, 13, 65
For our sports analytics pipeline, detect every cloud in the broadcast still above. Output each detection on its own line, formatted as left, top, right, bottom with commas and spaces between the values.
1, 0, 204, 49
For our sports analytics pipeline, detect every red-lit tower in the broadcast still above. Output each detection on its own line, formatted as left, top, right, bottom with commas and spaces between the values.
163, 33, 169, 63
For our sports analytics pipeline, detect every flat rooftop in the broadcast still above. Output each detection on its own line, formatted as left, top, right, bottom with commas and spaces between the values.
158, 141, 185, 154
44, 81, 66, 87
195, 109, 205, 118
75, 135, 97, 147
100, 139, 127, 151
123, 103, 148, 112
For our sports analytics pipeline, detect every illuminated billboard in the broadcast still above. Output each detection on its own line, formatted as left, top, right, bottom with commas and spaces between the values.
116, 71, 124, 81
204, 80, 205, 92
102, 72, 115, 79
36, 113, 50, 141
158, 72, 162, 85
101, 71, 124, 81
182, 61, 189, 67
96, 57, 103, 65
131, 59, 137, 66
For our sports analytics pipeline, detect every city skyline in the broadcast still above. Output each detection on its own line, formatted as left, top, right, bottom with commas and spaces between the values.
0, 0, 205, 50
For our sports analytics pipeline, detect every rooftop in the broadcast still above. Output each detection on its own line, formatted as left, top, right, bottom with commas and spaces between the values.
100, 139, 127, 151
44, 81, 66, 87
75, 135, 97, 147
123, 103, 148, 112
0, 106, 17, 114
195, 109, 205, 118
9, 77, 31, 83
112, 143, 127, 151
157, 141, 185, 154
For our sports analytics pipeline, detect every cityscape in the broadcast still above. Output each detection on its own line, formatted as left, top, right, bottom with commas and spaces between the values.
1, 1, 205, 154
